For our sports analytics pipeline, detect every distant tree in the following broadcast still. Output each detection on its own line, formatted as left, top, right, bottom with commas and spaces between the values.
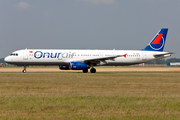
146, 58, 180, 64
166, 58, 180, 63
0, 58, 5, 64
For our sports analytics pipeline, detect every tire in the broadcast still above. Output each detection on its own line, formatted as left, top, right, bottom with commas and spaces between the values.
22, 70, 26, 73
83, 69, 88, 73
90, 68, 96, 73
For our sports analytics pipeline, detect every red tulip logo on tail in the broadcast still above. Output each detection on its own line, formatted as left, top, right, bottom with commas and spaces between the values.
149, 33, 164, 50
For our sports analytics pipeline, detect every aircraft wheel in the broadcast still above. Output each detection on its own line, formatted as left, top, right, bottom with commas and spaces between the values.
90, 68, 96, 73
83, 69, 88, 73
22, 70, 26, 73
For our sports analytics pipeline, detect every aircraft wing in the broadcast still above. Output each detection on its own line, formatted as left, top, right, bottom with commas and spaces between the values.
84, 55, 123, 64
154, 52, 174, 58
71, 55, 123, 64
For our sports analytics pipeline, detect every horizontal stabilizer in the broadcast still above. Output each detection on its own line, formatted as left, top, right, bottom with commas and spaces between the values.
154, 52, 174, 58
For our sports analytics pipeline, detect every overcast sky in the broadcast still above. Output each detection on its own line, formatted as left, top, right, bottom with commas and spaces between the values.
0, 0, 180, 58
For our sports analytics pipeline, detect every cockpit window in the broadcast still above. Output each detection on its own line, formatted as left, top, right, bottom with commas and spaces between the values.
10, 53, 18, 56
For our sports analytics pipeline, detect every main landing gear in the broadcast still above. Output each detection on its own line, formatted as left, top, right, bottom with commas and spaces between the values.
90, 68, 96, 73
83, 69, 88, 73
22, 65, 26, 73
82, 68, 96, 73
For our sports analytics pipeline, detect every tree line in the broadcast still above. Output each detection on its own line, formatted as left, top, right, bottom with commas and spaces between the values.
0, 58, 5, 64
146, 58, 180, 64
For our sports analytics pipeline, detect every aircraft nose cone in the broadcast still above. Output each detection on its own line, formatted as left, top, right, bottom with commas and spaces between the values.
4, 56, 10, 63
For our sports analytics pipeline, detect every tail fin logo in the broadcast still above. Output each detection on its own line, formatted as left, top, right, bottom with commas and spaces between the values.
149, 33, 164, 50
142, 28, 168, 52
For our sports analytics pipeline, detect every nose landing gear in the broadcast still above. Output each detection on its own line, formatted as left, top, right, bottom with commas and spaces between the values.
22, 65, 26, 73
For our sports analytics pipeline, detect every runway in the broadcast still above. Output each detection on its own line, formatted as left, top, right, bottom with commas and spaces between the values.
0, 66, 180, 74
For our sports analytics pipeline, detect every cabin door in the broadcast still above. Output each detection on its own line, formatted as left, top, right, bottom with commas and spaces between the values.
142, 52, 146, 60
23, 51, 28, 60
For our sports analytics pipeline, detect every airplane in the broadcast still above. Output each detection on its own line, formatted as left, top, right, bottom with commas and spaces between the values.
4, 28, 173, 73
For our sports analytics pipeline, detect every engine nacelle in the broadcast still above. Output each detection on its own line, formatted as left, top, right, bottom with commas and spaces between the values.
59, 65, 70, 70
71, 62, 88, 70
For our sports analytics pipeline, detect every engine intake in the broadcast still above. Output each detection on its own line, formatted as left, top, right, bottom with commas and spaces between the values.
59, 65, 70, 70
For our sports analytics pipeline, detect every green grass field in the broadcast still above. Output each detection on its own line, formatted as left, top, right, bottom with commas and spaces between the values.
0, 73, 180, 119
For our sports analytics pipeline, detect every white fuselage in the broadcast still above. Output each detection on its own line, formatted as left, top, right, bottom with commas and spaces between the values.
4, 49, 170, 66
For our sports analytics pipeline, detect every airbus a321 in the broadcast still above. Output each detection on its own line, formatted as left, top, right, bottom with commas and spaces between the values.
5, 28, 173, 73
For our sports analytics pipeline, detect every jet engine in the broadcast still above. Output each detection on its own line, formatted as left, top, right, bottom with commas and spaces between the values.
59, 65, 70, 70
70, 62, 88, 70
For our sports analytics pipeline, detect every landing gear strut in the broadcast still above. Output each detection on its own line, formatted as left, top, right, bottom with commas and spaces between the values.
22, 65, 26, 73
90, 68, 96, 73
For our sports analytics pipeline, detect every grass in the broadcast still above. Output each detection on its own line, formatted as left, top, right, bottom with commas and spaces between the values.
0, 73, 180, 119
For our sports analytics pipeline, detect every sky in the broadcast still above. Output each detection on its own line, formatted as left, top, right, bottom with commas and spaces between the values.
0, 0, 180, 58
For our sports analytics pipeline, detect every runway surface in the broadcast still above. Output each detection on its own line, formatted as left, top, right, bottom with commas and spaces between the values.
0, 67, 180, 74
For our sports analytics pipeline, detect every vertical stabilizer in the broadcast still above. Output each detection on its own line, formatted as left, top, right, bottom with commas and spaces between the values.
142, 28, 168, 51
